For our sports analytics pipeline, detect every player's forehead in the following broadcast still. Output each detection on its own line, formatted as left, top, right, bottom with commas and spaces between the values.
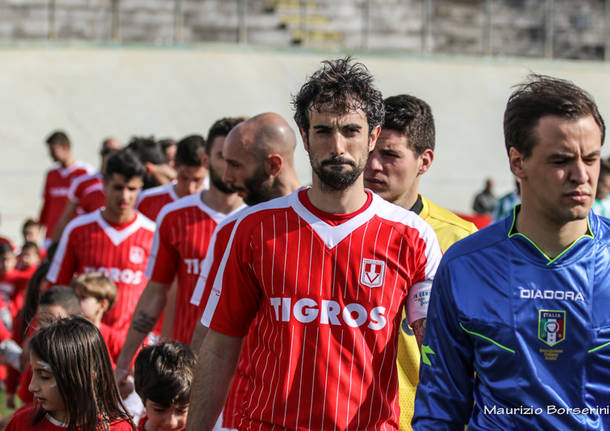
308, 107, 368, 129
376, 129, 410, 151
105, 173, 143, 187
223, 132, 256, 163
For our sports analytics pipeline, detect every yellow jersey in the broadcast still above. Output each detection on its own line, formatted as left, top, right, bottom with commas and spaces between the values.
398, 195, 477, 430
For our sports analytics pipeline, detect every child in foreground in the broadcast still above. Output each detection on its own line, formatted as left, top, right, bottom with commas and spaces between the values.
134, 341, 195, 431
5, 316, 135, 431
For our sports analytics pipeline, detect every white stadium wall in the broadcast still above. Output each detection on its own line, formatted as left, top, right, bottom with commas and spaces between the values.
2, 44, 610, 241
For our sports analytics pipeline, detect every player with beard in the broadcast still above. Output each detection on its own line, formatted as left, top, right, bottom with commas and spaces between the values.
186, 58, 441, 431
188, 112, 301, 430
115, 118, 245, 385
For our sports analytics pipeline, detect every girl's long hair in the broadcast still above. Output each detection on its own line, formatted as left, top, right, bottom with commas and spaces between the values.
29, 316, 135, 431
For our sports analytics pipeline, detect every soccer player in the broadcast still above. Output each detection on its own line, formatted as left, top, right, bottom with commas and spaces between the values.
592, 158, 610, 217
413, 75, 610, 430
38, 130, 93, 245
115, 117, 245, 377
51, 137, 123, 243
186, 58, 441, 431
46, 149, 155, 335
188, 112, 301, 431
136, 135, 209, 221
364, 94, 477, 431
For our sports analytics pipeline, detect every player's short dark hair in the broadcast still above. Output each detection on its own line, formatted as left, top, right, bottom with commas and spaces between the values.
134, 341, 196, 407
174, 135, 206, 167
206, 117, 247, 155
292, 57, 384, 136
504, 74, 605, 158
46, 130, 70, 147
104, 149, 146, 182
0, 243, 13, 256
126, 136, 165, 165
383, 95, 435, 155
39, 285, 82, 316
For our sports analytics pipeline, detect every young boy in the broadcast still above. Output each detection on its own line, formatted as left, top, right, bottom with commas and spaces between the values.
71, 272, 123, 364
134, 341, 195, 431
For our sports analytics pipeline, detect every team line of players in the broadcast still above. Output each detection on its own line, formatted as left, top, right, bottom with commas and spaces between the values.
40, 57, 610, 431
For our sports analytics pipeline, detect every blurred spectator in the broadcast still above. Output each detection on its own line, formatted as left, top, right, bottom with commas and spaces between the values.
492, 179, 521, 222
592, 159, 610, 218
472, 177, 497, 214
21, 219, 41, 247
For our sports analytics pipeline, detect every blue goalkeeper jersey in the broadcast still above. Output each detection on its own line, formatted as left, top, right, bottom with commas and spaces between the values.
413, 207, 610, 431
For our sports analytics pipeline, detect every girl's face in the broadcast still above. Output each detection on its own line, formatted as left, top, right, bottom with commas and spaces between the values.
29, 352, 67, 423
144, 400, 188, 431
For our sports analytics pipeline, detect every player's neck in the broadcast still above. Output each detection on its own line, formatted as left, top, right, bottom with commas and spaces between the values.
59, 156, 75, 168
392, 188, 419, 212
516, 205, 589, 259
101, 207, 136, 225
200, 188, 243, 214
277, 169, 302, 197
308, 176, 368, 214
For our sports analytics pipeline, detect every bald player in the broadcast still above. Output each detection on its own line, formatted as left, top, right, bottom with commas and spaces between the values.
188, 112, 300, 431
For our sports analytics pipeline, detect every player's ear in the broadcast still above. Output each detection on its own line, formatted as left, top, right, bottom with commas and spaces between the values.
200, 152, 209, 170
265, 154, 283, 177
299, 128, 309, 151
418, 149, 434, 176
509, 147, 526, 179
368, 125, 381, 152
100, 298, 110, 313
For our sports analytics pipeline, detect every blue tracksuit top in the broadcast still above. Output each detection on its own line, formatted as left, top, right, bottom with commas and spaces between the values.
413, 207, 610, 431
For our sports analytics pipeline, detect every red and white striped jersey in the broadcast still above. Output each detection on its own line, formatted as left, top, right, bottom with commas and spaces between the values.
135, 182, 179, 222
46, 210, 155, 333
39, 161, 93, 239
191, 214, 244, 429
202, 188, 441, 430
146, 193, 243, 344
68, 172, 105, 214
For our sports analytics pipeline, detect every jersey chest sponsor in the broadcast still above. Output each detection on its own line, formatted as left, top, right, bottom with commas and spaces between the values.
183, 258, 205, 275
83, 266, 143, 285
269, 296, 387, 330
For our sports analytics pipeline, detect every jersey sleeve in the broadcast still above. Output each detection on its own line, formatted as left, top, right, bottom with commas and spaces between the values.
145, 213, 179, 285
46, 222, 78, 285
412, 258, 474, 431
200, 219, 261, 337
405, 222, 442, 324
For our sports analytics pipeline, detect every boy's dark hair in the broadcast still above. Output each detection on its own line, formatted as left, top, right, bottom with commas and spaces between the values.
22, 218, 40, 232
104, 149, 147, 182
174, 135, 206, 167
206, 117, 247, 155
20, 241, 39, 255
292, 57, 384, 136
125, 137, 166, 189
134, 341, 196, 407
39, 285, 82, 316
383, 94, 435, 155
30, 316, 135, 431
0, 243, 13, 256
504, 74, 605, 158
46, 130, 70, 147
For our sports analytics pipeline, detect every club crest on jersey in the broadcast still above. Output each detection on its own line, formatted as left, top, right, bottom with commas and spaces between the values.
129, 246, 145, 264
360, 258, 385, 288
538, 310, 566, 347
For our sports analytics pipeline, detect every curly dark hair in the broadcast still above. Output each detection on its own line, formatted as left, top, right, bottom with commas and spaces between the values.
504, 74, 605, 158
383, 94, 435, 155
292, 57, 384, 136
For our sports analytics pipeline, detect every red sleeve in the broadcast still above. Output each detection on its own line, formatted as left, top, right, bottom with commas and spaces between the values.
146, 214, 179, 285
46, 226, 77, 285
5, 404, 35, 431
110, 418, 136, 430
203, 219, 261, 337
